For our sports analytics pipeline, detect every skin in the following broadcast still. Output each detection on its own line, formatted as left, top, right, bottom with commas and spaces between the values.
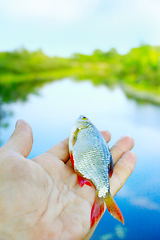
0, 120, 137, 240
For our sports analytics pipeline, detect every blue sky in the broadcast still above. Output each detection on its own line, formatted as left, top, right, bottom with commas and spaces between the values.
1, 0, 160, 56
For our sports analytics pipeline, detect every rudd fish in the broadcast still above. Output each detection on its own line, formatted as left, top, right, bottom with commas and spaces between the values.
69, 115, 124, 227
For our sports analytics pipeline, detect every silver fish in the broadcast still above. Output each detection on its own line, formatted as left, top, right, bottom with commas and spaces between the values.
69, 115, 124, 227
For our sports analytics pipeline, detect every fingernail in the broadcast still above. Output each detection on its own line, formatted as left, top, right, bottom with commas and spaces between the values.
120, 135, 128, 140
15, 120, 20, 128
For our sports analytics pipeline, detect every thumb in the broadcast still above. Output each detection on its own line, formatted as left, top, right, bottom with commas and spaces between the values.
4, 119, 33, 158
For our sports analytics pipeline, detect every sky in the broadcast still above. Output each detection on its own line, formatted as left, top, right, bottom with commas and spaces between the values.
1, 0, 160, 57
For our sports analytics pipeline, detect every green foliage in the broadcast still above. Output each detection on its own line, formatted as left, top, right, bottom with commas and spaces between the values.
120, 45, 160, 87
0, 48, 71, 75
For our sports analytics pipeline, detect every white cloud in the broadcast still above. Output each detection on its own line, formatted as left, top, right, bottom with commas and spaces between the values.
100, 233, 114, 240
130, 197, 160, 211
115, 225, 127, 239
117, 186, 160, 212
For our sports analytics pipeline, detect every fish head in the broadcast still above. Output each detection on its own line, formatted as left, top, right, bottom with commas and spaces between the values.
69, 115, 92, 152
76, 115, 91, 127
72, 115, 92, 131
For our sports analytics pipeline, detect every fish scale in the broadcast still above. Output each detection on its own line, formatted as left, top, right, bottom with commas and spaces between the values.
72, 126, 110, 195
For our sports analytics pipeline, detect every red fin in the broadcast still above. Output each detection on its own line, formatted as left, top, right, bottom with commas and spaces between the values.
104, 193, 124, 225
77, 175, 92, 187
91, 197, 104, 228
70, 151, 74, 168
109, 155, 114, 178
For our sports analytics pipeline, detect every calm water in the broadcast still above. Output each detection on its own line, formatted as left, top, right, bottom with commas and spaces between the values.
1, 78, 160, 239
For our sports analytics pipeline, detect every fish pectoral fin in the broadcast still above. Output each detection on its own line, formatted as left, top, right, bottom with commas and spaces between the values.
104, 193, 124, 224
77, 174, 92, 187
72, 127, 80, 146
109, 155, 114, 178
91, 196, 104, 228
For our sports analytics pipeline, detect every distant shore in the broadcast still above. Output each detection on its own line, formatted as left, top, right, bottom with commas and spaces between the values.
0, 45, 160, 105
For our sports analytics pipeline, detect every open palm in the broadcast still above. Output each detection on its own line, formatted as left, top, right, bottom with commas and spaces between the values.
0, 120, 136, 240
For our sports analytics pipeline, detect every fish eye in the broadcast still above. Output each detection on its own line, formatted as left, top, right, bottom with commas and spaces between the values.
81, 116, 88, 120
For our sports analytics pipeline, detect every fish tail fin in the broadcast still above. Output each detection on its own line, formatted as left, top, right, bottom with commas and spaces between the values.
104, 193, 124, 225
90, 196, 104, 228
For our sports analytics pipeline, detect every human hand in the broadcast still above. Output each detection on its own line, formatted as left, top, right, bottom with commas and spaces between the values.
0, 120, 136, 240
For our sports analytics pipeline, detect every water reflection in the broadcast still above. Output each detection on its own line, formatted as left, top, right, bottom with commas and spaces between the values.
100, 224, 127, 240
1, 75, 160, 136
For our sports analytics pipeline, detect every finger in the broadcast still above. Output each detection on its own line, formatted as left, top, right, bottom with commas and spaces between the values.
3, 119, 33, 158
110, 135, 134, 165
110, 151, 137, 196
46, 138, 70, 163
101, 130, 111, 143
